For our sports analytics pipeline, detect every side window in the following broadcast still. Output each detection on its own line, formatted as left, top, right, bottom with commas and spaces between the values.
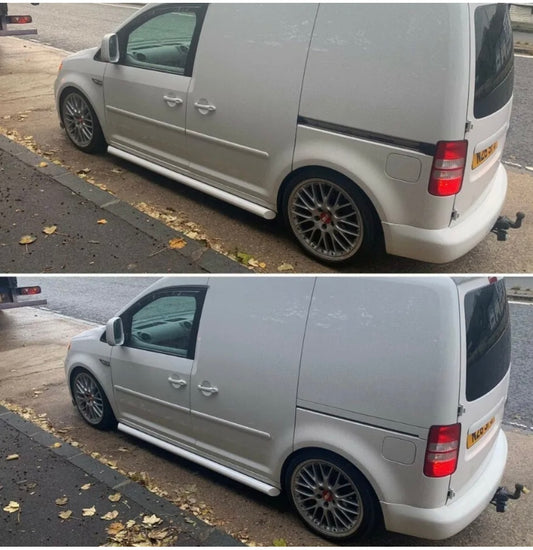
124, 287, 206, 358
122, 6, 204, 76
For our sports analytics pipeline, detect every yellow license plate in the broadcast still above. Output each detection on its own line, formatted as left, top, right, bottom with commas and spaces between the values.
467, 417, 495, 449
472, 141, 498, 170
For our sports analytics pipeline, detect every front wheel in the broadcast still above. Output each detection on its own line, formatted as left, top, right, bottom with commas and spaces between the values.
285, 452, 380, 542
282, 171, 380, 264
60, 89, 106, 154
71, 370, 116, 430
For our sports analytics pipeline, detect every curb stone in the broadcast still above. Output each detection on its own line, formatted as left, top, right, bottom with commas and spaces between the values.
0, 404, 243, 546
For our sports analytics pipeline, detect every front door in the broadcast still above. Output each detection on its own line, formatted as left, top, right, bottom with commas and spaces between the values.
103, 5, 206, 171
110, 285, 207, 448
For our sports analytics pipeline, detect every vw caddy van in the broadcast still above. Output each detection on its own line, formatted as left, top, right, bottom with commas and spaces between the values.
65, 276, 520, 541
54, 4, 519, 265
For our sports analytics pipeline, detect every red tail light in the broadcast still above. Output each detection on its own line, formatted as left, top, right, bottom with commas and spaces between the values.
428, 140, 468, 197
424, 423, 461, 477
17, 286, 41, 296
7, 15, 33, 24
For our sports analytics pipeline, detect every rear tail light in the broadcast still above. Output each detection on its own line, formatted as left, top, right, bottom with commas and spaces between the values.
7, 15, 33, 24
17, 286, 41, 296
428, 140, 468, 197
424, 423, 461, 477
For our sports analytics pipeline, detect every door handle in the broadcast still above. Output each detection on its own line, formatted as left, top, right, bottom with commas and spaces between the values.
163, 95, 184, 107
198, 382, 218, 396
194, 101, 216, 114
168, 377, 187, 389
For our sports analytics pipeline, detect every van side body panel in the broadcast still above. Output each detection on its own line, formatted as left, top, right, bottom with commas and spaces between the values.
300, 4, 470, 144
297, 277, 461, 429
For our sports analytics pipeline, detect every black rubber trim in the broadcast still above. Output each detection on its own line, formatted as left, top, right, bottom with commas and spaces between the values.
298, 116, 436, 156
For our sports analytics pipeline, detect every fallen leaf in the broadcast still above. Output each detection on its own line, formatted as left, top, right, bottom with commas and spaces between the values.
6, 454, 19, 461
118, 447, 129, 453
55, 497, 68, 506
125, 519, 136, 529
43, 225, 57, 235
97, 219, 108, 225
71, 441, 80, 448
142, 514, 162, 526
148, 528, 169, 540
82, 506, 96, 517
3, 501, 20, 513
80, 483, 91, 491
273, 538, 287, 546
168, 237, 187, 249
38, 161, 48, 168
108, 492, 121, 502
77, 168, 91, 174
101, 510, 119, 521
277, 263, 294, 272
50, 442, 62, 449
58, 510, 72, 520
236, 252, 252, 264
107, 522, 125, 536
111, 168, 122, 174
19, 235, 37, 245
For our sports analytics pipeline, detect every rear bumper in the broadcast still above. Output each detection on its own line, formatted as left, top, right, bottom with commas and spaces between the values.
382, 163, 507, 263
381, 429, 508, 540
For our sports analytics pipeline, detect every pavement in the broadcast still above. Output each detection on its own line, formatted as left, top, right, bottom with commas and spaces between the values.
0, 135, 247, 273
0, 404, 241, 546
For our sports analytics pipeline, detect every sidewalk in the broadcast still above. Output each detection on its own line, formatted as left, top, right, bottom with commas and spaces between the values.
0, 405, 241, 546
0, 135, 247, 273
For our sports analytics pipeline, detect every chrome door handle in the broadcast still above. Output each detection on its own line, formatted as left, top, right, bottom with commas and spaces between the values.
168, 377, 187, 389
194, 101, 216, 114
163, 96, 183, 107
198, 383, 218, 396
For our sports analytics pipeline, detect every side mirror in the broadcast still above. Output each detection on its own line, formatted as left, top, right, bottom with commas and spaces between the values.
101, 33, 120, 63
106, 317, 124, 346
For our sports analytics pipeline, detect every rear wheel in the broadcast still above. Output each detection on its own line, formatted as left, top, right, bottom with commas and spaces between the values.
282, 170, 380, 264
71, 370, 116, 430
284, 451, 379, 542
60, 89, 106, 153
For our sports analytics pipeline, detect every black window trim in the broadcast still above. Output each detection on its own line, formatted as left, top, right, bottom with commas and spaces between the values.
121, 285, 207, 360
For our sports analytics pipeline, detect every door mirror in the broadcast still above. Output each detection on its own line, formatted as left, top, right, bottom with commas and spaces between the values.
101, 33, 119, 63
106, 317, 124, 346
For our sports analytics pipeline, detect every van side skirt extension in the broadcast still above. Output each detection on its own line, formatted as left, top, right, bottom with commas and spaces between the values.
117, 422, 281, 497
107, 146, 277, 220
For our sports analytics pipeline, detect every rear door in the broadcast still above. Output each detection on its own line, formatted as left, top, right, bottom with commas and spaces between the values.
453, 4, 514, 218
451, 278, 511, 498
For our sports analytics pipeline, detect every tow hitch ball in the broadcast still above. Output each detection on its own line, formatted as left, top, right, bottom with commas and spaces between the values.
491, 212, 525, 241
491, 483, 529, 512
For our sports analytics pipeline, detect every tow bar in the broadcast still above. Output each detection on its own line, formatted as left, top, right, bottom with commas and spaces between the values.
491, 212, 525, 241
490, 483, 529, 512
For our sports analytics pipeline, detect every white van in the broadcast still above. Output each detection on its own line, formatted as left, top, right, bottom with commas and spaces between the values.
54, 4, 519, 265
64, 276, 520, 541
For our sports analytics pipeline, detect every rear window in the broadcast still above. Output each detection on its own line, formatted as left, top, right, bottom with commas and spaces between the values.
474, 4, 514, 118
465, 280, 510, 401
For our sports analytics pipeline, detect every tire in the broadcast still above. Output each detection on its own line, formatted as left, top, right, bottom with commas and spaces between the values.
60, 89, 106, 154
284, 451, 380, 542
71, 369, 116, 430
282, 170, 380, 264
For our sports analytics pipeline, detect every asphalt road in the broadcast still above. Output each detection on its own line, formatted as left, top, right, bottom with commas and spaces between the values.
17, 275, 533, 434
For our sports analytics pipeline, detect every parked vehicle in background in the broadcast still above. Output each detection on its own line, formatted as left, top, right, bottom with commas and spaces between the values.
55, 3, 522, 266
0, 277, 46, 310
64, 276, 524, 542
0, 4, 36, 36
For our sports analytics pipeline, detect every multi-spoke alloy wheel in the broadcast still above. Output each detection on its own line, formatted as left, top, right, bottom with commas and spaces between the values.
286, 453, 379, 541
284, 172, 378, 264
71, 370, 115, 430
60, 90, 106, 153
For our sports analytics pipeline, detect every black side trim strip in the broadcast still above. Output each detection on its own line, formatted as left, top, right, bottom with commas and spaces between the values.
298, 116, 436, 157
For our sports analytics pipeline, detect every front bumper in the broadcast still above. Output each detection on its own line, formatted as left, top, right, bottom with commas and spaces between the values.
382, 163, 508, 264
381, 429, 508, 540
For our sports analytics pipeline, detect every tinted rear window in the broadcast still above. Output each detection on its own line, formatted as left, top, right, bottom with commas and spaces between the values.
465, 280, 510, 401
474, 4, 514, 118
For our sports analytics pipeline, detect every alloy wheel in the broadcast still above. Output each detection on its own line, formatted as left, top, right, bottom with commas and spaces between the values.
73, 372, 105, 425
62, 92, 95, 148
